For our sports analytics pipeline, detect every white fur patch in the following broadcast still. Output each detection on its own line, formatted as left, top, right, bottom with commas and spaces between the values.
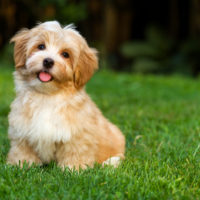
102, 156, 121, 168
38, 21, 80, 36
8, 90, 84, 163
40, 21, 61, 32
64, 24, 80, 36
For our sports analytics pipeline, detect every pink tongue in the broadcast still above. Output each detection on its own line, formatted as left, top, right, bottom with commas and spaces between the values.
39, 72, 52, 82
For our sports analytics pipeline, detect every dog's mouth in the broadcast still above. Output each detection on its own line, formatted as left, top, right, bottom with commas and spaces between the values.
37, 71, 53, 82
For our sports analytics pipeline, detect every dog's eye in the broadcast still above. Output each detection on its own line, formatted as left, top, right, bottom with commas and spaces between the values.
38, 44, 45, 50
62, 52, 70, 58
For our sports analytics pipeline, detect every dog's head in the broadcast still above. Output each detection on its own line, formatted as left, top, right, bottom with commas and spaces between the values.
11, 21, 98, 93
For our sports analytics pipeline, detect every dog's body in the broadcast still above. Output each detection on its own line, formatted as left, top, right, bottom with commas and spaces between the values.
7, 21, 125, 170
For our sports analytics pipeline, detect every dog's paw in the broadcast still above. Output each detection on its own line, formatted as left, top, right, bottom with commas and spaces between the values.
102, 156, 121, 168
7, 159, 42, 168
58, 163, 87, 171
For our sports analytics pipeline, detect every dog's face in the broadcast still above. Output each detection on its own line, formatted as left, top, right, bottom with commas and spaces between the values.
11, 21, 98, 93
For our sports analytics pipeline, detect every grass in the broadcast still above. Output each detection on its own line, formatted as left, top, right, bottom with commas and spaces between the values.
1, 65, 200, 199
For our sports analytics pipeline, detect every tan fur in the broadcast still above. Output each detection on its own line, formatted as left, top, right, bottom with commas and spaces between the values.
7, 21, 125, 170
74, 47, 98, 89
7, 140, 42, 167
10, 29, 30, 68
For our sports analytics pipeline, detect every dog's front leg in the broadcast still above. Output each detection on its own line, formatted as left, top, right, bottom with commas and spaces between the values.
7, 139, 42, 167
56, 141, 96, 171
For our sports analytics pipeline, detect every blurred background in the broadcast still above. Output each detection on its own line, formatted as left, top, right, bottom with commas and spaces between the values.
1, 0, 200, 76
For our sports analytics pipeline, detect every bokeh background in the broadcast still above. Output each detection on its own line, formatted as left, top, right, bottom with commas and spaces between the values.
1, 0, 200, 76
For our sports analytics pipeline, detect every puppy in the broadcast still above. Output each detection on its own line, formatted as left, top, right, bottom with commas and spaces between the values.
7, 21, 125, 170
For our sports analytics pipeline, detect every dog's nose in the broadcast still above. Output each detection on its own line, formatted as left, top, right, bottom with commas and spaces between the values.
43, 58, 54, 69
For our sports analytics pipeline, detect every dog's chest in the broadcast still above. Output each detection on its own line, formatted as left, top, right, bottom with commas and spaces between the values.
10, 94, 75, 162
30, 101, 73, 162
30, 104, 71, 142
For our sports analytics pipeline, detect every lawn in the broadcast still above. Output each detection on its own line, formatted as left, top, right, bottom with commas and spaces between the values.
0, 65, 200, 199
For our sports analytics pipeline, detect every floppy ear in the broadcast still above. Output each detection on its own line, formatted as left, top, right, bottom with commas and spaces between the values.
74, 46, 98, 89
10, 29, 29, 68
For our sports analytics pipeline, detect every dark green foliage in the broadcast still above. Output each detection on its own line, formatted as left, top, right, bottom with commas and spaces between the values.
13, 0, 87, 24
121, 26, 173, 73
39, 0, 87, 23
121, 26, 200, 76
1, 65, 200, 199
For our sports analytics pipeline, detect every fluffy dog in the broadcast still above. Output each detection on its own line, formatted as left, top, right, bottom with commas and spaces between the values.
7, 21, 125, 170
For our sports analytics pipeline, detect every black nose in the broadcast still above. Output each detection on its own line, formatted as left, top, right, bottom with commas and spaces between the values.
43, 58, 54, 69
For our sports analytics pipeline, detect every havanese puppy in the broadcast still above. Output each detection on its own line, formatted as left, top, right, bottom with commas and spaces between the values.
7, 21, 125, 170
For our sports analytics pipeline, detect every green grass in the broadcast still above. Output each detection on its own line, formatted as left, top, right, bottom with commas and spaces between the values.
1, 65, 200, 199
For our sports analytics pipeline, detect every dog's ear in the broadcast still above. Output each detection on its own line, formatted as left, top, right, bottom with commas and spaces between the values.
10, 29, 29, 68
74, 46, 98, 89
